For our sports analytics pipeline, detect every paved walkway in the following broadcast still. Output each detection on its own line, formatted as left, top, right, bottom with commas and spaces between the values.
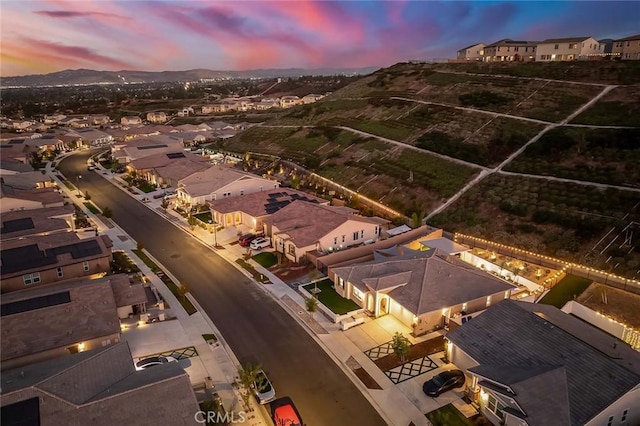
51, 155, 467, 425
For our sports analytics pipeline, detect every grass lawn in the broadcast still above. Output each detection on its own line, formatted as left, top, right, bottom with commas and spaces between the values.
252, 252, 278, 268
136, 180, 157, 193
193, 211, 213, 223
539, 274, 593, 308
302, 279, 360, 315
426, 404, 473, 426
84, 202, 100, 214
133, 249, 161, 273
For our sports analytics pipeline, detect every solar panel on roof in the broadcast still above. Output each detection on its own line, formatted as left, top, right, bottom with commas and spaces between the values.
1, 291, 71, 317
138, 144, 168, 150
48, 240, 102, 259
1, 217, 35, 234
0, 244, 56, 275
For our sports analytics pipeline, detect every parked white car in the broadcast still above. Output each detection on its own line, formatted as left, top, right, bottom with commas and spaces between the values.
253, 369, 276, 404
250, 237, 271, 250
134, 355, 177, 371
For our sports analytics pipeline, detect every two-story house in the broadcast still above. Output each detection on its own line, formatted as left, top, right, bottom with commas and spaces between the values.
263, 201, 388, 263
483, 39, 538, 62
536, 36, 603, 61
613, 33, 640, 60
457, 43, 485, 61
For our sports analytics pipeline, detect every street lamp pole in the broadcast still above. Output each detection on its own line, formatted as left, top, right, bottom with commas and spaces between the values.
209, 219, 218, 248
77, 175, 82, 197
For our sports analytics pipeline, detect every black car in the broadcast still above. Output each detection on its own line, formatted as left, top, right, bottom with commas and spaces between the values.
422, 369, 465, 397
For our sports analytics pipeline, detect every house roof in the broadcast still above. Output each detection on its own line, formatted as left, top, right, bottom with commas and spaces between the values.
1, 171, 52, 190
1, 204, 74, 241
458, 43, 485, 51
0, 233, 110, 276
107, 274, 147, 307
540, 36, 593, 44
0, 184, 63, 206
264, 201, 387, 248
208, 188, 327, 218
0, 158, 32, 173
615, 33, 640, 42
178, 165, 277, 198
0, 278, 121, 362
76, 129, 112, 141
129, 150, 209, 171
1, 342, 199, 425
485, 38, 538, 48
446, 300, 640, 426
332, 250, 513, 316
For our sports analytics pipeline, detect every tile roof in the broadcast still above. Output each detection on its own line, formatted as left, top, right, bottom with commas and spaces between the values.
615, 33, 640, 41
1, 171, 53, 190
458, 42, 485, 51
0, 184, 64, 205
108, 274, 147, 307
264, 201, 387, 248
540, 36, 593, 44
130, 150, 209, 171
485, 38, 539, 48
1, 342, 199, 426
446, 300, 640, 426
179, 165, 276, 198
208, 188, 327, 218
332, 249, 513, 316
1, 278, 121, 362
0, 233, 110, 276
0, 204, 74, 240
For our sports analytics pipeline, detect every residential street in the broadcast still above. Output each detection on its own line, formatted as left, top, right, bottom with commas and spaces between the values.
57, 152, 388, 426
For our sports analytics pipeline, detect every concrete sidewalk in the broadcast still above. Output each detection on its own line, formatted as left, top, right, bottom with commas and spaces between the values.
46, 158, 272, 426
54, 156, 435, 425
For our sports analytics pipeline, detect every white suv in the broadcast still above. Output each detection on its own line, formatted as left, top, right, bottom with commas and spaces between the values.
250, 237, 271, 250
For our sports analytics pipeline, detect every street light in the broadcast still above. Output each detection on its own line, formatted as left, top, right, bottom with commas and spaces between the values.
209, 219, 218, 248
77, 175, 82, 197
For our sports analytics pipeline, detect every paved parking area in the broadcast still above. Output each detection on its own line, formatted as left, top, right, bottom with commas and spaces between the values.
386, 356, 438, 384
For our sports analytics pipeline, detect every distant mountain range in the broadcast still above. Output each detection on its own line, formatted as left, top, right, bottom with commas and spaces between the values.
2, 67, 380, 87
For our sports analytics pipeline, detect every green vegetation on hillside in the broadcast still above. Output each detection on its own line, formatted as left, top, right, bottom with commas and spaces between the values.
505, 128, 640, 186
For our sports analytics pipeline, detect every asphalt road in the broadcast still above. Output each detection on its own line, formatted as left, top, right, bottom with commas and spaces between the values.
58, 152, 388, 426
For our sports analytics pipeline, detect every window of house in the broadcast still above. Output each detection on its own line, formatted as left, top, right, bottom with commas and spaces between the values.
240, 190, 244, 196
374, 226, 379, 235
554, 44, 559, 49
101, 339, 112, 347
486, 295, 492, 307
342, 235, 345, 243
288, 244, 296, 255
607, 415, 614, 426
23, 272, 41, 285
360, 230, 364, 239
352, 287, 363, 300
333, 237, 338, 245
353, 231, 359, 241
486, 395, 505, 421
514, 47, 519, 52
57, 267, 63, 278
83, 261, 90, 272
462, 302, 467, 311
621, 410, 628, 422
627, 41, 630, 47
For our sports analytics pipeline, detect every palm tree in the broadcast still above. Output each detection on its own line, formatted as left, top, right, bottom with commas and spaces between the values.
391, 332, 411, 363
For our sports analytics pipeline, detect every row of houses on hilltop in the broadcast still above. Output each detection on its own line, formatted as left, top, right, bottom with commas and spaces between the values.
457, 33, 640, 62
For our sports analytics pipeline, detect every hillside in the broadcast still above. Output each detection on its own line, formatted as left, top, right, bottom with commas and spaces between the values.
218, 60, 640, 279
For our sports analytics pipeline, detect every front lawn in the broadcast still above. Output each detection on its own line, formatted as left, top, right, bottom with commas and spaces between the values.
193, 211, 213, 223
426, 404, 473, 426
302, 279, 360, 315
539, 274, 592, 308
252, 252, 278, 268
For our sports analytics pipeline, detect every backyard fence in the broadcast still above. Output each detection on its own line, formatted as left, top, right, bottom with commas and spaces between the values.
455, 233, 640, 296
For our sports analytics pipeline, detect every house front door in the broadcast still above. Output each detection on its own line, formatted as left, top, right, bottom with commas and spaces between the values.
379, 297, 388, 316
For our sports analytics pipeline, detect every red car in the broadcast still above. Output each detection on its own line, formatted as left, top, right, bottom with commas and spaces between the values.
271, 397, 304, 426
238, 234, 257, 247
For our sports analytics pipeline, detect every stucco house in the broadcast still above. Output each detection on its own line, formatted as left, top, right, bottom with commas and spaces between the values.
280, 96, 304, 108
120, 116, 142, 126
0, 342, 200, 426
457, 43, 485, 61
146, 111, 168, 123
483, 39, 538, 62
263, 201, 388, 263
330, 248, 513, 335
0, 184, 64, 213
208, 188, 327, 231
536, 36, 603, 61
128, 151, 211, 188
446, 300, 640, 426
613, 33, 640, 60
176, 165, 279, 207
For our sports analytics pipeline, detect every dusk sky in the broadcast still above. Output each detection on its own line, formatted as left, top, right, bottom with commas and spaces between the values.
1, 1, 638, 77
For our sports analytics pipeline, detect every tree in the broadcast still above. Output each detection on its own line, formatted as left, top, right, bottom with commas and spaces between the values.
188, 216, 198, 230
84, 190, 91, 200
305, 296, 318, 316
102, 207, 113, 218
391, 332, 411, 363
236, 362, 261, 410
411, 210, 425, 229
177, 282, 190, 302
